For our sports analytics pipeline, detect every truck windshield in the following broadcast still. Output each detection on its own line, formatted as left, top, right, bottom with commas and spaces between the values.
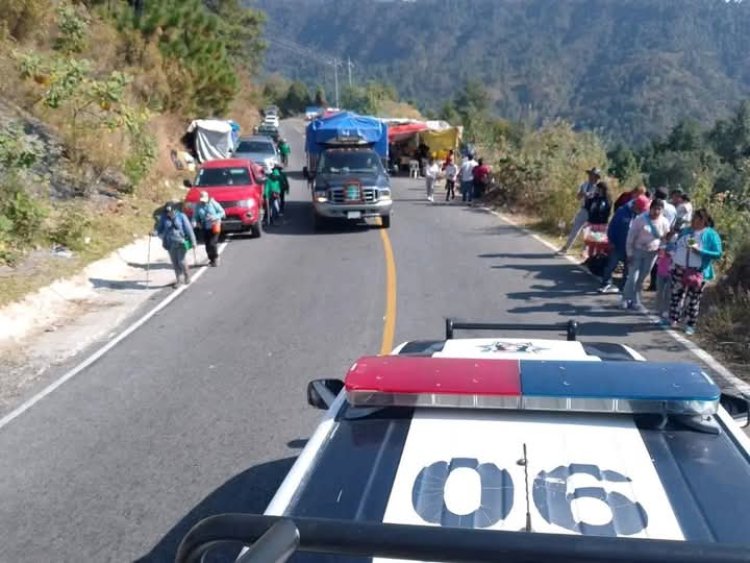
318, 151, 383, 175
196, 167, 252, 187
236, 141, 275, 155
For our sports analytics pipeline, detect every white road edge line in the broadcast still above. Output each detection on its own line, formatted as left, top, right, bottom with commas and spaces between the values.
0, 241, 230, 430
484, 206, 750, 395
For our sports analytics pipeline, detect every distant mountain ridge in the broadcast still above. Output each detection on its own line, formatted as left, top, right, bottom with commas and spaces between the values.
251, 0, 750, 143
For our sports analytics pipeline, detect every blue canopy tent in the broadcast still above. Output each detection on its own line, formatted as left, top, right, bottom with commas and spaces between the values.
305, 112, 388, 161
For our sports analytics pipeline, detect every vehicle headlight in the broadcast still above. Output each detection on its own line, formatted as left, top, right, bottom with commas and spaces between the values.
314, 191, 328, 203
379, 189, 392, 200
239, 199, 255, 208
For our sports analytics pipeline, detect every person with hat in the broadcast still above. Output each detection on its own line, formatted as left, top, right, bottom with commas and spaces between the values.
598, 194, 650, 294
558, 167, 602, 254
193, 190, 225, 267
154, 202, 197, 287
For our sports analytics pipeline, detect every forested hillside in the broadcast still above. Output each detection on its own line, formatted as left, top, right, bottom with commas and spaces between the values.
253, 0, 750, 143
0, 0, 265, 298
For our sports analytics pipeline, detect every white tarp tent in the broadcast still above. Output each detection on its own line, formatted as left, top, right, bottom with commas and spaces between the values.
186, 119, 235, 163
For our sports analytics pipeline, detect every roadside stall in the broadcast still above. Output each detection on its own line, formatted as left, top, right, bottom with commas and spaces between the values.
386, 121, 428, 174
184, 119, 239, 164
420, 121, 462, 162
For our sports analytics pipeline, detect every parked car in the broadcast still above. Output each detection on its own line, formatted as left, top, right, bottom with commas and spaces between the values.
263, 114, 280, 128
305, 106, 323, 121
256, 123, 280, 143
183, 158, 263, 238
233, 135, 280, 175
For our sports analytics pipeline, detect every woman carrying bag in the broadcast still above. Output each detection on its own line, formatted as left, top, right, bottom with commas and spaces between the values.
666, 209, 722, 336
193, 190, 226, 267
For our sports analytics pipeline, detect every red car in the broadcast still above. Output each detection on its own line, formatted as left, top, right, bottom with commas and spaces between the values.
183, 159, 263, 238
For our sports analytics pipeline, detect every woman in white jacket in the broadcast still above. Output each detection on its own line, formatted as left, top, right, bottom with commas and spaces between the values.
622, 199, 671, 311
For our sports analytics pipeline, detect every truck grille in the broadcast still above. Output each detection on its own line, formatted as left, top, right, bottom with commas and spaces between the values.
329, 187, 376, 204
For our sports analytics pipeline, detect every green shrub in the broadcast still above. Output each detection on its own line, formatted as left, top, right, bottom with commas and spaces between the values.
47, 203, 91, 250
0, 174, 48, 250
491, 121, 608, 231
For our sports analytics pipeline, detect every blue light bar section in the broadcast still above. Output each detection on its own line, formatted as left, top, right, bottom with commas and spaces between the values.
519, 361, 721, 415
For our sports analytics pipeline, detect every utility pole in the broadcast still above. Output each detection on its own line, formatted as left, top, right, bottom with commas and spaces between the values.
347, 56, 354, 88
331, 59, 342, 108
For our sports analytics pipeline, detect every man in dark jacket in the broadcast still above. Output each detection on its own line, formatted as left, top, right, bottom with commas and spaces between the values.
598, 195, 650, 293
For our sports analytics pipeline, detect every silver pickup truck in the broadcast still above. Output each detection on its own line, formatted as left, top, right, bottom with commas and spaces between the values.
309, 147, 393, 230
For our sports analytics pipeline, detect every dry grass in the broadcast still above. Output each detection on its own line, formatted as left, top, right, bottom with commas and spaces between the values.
0, 185, 175, 309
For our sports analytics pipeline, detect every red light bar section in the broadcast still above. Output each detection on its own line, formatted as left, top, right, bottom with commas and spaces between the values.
345, 356, 521, 409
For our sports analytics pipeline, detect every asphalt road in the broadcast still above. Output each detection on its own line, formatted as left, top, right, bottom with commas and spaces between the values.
0, 119, 738, 562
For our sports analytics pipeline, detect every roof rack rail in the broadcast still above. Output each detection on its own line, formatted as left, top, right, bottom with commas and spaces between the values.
445, 319, 579, 341
175, 513, 749, 563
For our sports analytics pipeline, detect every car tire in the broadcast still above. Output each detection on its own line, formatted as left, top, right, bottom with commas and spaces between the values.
381, 214, 391, 229
250, 222, 262, 238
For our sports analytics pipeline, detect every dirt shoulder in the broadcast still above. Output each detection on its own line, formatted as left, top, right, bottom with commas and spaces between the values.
0, 235, 186, 415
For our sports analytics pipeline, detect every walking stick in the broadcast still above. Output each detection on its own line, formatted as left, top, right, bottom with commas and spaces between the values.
146, 233, 152, 288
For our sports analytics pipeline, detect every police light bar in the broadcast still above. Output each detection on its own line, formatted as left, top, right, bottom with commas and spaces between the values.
344, 356, 721, 415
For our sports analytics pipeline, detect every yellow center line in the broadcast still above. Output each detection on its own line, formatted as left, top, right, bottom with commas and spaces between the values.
378, 220, 398, 355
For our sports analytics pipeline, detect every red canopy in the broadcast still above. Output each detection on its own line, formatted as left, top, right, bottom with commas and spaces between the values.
388, 122, 428, 142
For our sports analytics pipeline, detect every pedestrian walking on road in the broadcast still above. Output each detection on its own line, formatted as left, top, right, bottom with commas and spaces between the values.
193, 190, 225, 267
558, 167, 601, 254
459, 154, 477, 203
622, 199, 670, 311
274, 165, 290, 215
155, 203, 197, 287
666, 209, 722, 336
425, 158, 439, 202
278, 138, 291, 168
444, 158, 458, 201
264, 168, 283, 225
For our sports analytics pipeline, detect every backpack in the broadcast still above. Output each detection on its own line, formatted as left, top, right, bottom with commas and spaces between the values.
163, 214, 186, 249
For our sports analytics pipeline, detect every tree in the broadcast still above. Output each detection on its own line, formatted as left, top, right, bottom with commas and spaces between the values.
262, 74, 291, 106
667, 119, 704, 152
282, 81, 311, 115
202, 0, 266, 73
314, 86, 327, 107
607, 144, 640, 182
454, 80, 490, 116
131, 0, 243, 115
